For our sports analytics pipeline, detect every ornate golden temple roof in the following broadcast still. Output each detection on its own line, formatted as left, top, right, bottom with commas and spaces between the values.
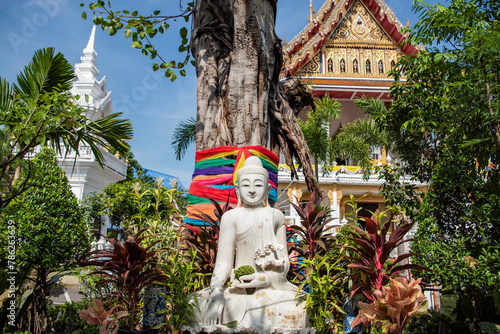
283, 0, 418, 77
282, 0, 419, 100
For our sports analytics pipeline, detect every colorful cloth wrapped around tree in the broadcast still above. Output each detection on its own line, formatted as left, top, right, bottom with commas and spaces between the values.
184, 146, 279, 226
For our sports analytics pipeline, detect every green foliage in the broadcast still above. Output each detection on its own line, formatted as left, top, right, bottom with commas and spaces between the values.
428, 292, 500, 332
331, 97, 394, 173
81, 1, 195, 81
0, 47, 133, 209
298, 252, 345, 334
81, 169, 184, 232
48, 301, 100, 334
299, 97, 342, 179
2, 148, 91, 333
8, 148, 91, 272
76, 267, 116, 299
234, 265, 255, 280
156, 250, 205, 331
370, 1, 500, 332
129, 177, 181, 262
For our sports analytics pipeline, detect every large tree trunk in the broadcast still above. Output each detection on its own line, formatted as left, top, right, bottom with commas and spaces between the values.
191, 0, 320, 194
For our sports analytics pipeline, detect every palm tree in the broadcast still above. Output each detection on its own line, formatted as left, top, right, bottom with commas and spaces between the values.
0, 47, 133, 208
331, 97, 393, 171
171, 116, 196, 160
299, 96, 342, 180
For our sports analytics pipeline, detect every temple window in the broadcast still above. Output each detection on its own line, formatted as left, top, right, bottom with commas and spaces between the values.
366, 59, 371, 73
378, 60, 384, 74
340, 59, 346, 73
328, 59, 333, 73
353, 59, 358, 73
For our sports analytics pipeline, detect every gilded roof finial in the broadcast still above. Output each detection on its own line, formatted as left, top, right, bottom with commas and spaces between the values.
308, 0, 316, 23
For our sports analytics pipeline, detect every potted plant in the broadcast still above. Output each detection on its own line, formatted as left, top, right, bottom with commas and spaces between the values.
80, 229, 168, 333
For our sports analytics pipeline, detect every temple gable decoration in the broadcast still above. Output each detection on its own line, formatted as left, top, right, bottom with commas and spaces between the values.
283, 0, 418, 78
330, 1, 392, 46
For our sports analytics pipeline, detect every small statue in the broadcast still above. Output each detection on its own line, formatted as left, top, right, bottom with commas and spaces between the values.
185, 156, 310, 333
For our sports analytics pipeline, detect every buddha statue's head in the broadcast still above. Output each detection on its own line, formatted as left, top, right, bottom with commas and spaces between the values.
235, 156, 271, 207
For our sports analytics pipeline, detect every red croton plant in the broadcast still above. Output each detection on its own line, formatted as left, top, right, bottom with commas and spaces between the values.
288, 191, 337, 261
351, 276, 429, 334
79, 229, 168, 331
79, 298, 128, 334
343, 216, 429, 302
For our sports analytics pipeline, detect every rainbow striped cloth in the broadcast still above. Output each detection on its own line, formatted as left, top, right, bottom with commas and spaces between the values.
185, 146, 279, 226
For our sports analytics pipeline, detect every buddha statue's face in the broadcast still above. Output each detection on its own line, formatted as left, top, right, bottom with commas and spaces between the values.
236, 173, 270, 207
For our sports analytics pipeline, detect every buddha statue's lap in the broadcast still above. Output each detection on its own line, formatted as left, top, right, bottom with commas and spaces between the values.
184, 156, 311, 333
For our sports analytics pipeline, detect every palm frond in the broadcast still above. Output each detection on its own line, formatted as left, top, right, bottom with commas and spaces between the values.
354, 97, 387, 117
73, 112, 133, 166
0, 77, 13, 112
15, 48, 75, 102
354, 97, 390, 136
314, 96, 343, 121
331, 130, 373, 170
172, 116, 196, 161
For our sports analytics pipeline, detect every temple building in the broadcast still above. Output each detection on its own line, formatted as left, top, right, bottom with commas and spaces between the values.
277, 0, 421, 229
60, 25, 128, 201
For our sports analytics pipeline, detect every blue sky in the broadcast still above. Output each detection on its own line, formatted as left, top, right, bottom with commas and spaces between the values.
0, 0, 439, 187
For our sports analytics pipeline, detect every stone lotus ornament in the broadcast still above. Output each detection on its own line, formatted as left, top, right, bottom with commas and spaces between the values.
183, 156, 313, 334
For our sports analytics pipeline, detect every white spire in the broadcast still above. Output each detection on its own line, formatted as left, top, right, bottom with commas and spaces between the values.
83, 24, 97, 59
77, 25, 99, 82
72, 24, 113, 121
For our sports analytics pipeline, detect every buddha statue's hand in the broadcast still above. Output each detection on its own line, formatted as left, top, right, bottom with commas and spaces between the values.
235, 272, 271, 289
205, 282, 224, 325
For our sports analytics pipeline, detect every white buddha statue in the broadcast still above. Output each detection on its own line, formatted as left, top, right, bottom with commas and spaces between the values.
185, 156, 311, 334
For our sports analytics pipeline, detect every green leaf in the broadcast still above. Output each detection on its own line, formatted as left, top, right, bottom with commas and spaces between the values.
131, 41, 142, 49
180, 27, 188, 39
124, 29, 132, 38
154, 10, 160, 15
82, 12, 87, 20
152, 63, 159, 71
